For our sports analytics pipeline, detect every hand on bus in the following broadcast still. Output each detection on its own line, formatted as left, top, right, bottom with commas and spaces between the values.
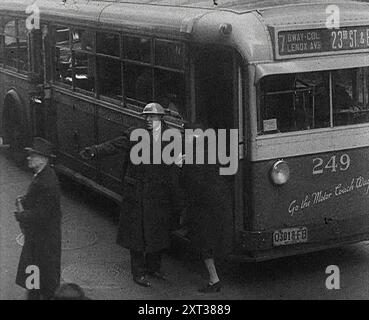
79, 147, 95, 160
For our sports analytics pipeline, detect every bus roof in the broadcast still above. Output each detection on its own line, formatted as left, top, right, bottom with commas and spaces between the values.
2, 0, 369, 67
47, 0, 356, 12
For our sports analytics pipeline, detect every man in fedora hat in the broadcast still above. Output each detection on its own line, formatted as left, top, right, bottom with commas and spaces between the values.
14, 137, 62, 300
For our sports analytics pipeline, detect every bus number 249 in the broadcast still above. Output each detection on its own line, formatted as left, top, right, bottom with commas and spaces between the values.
313, 154, 351, 175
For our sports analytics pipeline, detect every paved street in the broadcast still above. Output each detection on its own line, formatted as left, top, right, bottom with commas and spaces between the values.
1, 151, 369, 300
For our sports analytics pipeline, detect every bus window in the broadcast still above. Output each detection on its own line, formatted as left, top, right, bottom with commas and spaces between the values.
54, 26, 72, 85
17, 20, 28, 72
260, 72, 329, 133
125, 64, 152, 103
97, 32, 120, 57
155, 39, 184, 70
4, 20, 17, 69
96, 32, 122, 100
301, 72, 330, 129
73, 51, 95, 93
72, 29, 94, 52
97, 56, 122, 100
2, 19, 29, 72
123, 36, 151, 63
155, 69, 185, 118
259, 67, 369, 134
4, 19, 15, 37
332, 68, 369, 126
56, 26, 69, 45
71, 28, 95, 93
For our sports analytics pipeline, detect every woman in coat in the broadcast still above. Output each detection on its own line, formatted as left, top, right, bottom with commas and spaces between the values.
179, 123, 233, 293
15, 138, 62, 300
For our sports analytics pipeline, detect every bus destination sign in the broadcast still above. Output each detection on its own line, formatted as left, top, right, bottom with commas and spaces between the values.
277, 26, 369, 57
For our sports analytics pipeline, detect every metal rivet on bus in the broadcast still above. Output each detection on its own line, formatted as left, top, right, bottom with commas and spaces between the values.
219, 23, 232, 36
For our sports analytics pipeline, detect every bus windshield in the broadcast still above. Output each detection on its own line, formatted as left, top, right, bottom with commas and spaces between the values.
258, 67, 369, 134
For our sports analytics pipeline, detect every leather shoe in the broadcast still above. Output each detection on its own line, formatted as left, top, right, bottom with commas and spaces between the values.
133, 275, 151, 287
198, 281, 221, 293
147, 271, 166, 281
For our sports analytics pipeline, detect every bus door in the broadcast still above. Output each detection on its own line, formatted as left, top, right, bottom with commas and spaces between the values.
192, 45, 245, 251
50, 26, 97, 181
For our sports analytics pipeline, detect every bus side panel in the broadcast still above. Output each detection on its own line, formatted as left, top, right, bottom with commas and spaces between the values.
54, 90, 96, 181
97, 106, 142, 195
249, 147, 369, 237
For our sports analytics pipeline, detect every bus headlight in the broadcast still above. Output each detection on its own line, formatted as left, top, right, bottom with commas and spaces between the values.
270, 160, 290, 185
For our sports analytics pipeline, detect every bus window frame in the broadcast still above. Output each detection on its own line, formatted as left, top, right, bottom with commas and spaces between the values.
2, 18, 18, 72
52, 24, 73, 89
257, 67, 369, 136
50, 24, 188, 116
17, 19, 30, 74
71, 27, 97, 97
123, 34, 153, 64
1, 17, 30, 74
96, 31, 124, 104
154, 38, 185, 70
96, 53, 124, 104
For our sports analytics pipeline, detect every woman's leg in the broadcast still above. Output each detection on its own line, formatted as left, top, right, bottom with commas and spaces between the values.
198, 257, 222, 293
204, 258, 220, 284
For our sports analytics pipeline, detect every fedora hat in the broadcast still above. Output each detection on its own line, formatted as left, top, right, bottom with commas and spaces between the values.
25, 137, 56, 158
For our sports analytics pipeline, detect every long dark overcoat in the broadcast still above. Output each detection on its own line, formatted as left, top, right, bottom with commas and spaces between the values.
95, 125, 184, 253
179, 139, 233, 259
15, 165, 62, 295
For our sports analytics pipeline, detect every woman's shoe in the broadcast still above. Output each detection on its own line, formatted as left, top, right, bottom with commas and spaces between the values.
198, 281, 221, 293
133, 275, 151, 287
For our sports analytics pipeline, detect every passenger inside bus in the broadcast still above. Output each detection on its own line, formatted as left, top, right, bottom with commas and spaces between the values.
331, 69, 369, 126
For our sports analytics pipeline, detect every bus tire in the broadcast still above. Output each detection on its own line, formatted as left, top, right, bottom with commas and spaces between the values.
2, 90, 29, 166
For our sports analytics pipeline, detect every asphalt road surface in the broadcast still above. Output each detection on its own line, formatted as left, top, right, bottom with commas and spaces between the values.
1, 151, 369, 300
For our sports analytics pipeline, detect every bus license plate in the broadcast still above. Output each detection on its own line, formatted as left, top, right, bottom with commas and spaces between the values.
273, 227, 308, 246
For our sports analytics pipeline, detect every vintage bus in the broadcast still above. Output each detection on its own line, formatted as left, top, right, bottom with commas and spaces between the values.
1, 0, 369, 261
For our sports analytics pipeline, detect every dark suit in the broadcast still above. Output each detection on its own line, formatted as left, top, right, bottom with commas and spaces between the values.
94, 125, 184, 276
15, 165, 62, 299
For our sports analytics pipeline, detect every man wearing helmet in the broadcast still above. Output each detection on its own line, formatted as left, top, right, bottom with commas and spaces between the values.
80, 103, 184, 288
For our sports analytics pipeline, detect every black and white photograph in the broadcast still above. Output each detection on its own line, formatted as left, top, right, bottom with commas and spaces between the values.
1, 0, 369, 304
